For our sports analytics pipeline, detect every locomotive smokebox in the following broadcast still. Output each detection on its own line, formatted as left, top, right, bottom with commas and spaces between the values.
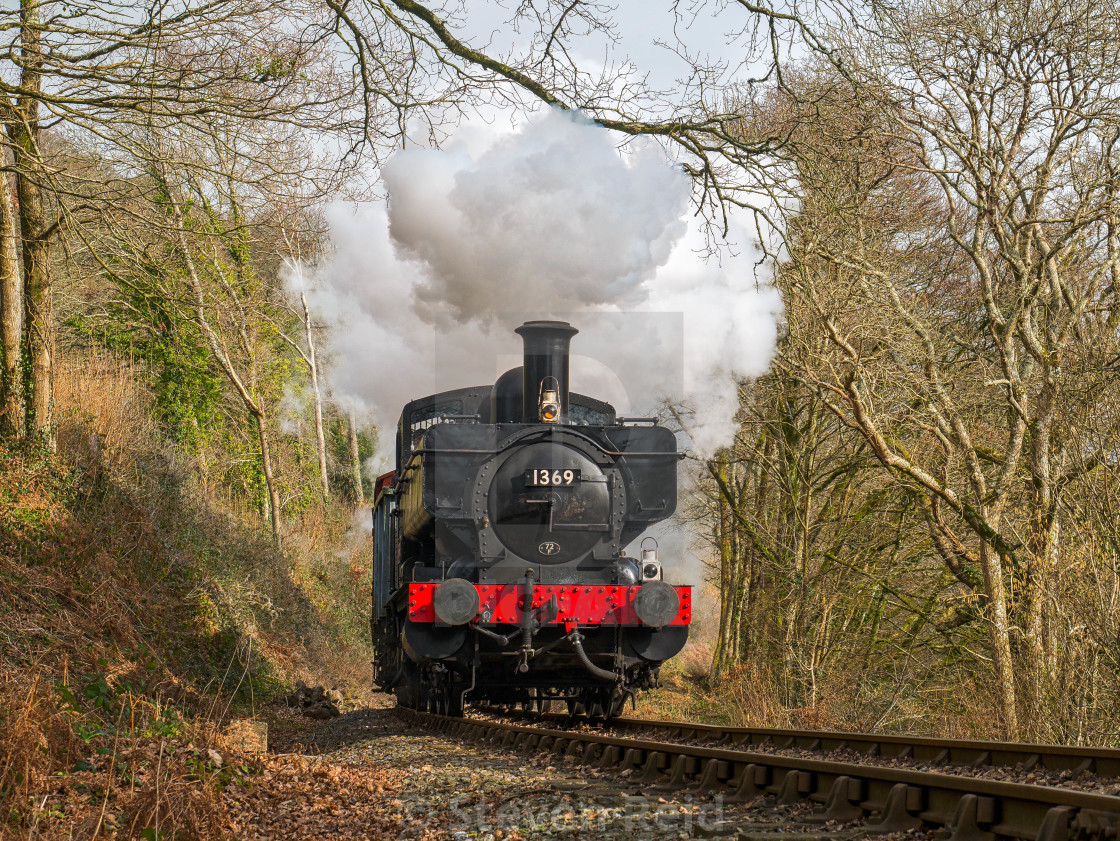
516, 320, 578, 424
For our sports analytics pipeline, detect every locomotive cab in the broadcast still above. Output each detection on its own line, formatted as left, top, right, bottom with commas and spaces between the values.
371, 320, 690, 718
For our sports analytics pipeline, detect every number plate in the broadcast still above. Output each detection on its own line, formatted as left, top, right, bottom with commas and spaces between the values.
524, 468, 581, 487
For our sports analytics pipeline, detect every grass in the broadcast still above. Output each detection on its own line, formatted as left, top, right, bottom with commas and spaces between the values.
633, 639, 796, 728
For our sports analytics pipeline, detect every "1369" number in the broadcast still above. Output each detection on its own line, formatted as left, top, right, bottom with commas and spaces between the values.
525, 468, 580, 486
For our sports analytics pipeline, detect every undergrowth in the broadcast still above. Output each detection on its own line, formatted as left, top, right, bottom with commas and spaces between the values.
636, 635, 1009, 738
0, 369, 374, 838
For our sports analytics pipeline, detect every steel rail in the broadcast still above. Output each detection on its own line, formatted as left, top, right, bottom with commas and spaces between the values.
398, 707, 1120, 841
494, 708, 1120, 779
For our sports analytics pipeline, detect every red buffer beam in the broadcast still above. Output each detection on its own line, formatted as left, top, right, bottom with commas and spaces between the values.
407, 583, 692, 626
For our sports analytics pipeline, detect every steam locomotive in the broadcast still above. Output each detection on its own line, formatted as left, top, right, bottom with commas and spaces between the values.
370, 320, 691, 718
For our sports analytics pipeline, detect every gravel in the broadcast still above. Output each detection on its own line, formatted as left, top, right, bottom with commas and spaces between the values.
225, 698, 879, 840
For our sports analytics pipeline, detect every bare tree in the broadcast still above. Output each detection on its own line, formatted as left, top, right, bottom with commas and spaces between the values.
0, 167, 19, 435
327, 0, 832, 227
762, 0, 1120, 737
0, 0, 364, 443
298, 286, 330, 502
277, 232, 331, 502
159, 180, 286, 546
4, 0, 51, 439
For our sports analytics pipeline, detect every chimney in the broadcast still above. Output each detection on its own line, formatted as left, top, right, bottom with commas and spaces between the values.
515, 320, 578, 424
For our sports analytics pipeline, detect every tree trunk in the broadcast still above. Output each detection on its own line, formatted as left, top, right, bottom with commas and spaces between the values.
12, 0, 51, 445
18, 174, 50, 441
0, 170, 21, 436
301, 291, 330, 500
347, 410, 364, 504
710, 457, 735, 680
727, 535, 747, 665
1022, 379, 1059, 736
978, 540, 1019, 738
254, 409, 283, 549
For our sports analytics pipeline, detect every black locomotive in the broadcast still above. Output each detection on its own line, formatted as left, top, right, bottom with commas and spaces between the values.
371, 320, 691, 717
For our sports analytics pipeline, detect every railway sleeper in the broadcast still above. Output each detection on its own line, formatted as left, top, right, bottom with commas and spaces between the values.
805, 775, 866, 823
597, 744, 622, 770
865, 783, 925, 834
728, 763, 769, 803
657, 755, 699, 789
638, 751, 668, 782
945, 794, 998, 841
397, 709, 1120, 841
618, 747, 643, 773
781, 769, 816, 804
1029, 806, 1120, 841
691, 758, 731, 792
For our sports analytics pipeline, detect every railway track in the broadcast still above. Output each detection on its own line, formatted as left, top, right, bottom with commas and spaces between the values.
489, 708, 1120, 785
397, 707, 1120, 841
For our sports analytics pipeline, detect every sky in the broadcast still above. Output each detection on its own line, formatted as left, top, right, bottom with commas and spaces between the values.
459, 0, 777, 98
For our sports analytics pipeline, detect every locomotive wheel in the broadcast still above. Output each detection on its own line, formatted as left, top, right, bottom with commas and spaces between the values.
446, 689, 463, 718
576, 689, 600, 719
606, 688, 628, 719
582, 687, 621, 720
587, 688, 609, 719
565, 698, 586, 716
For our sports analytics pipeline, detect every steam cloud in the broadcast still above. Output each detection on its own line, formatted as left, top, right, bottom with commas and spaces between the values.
383, 112, 689, 324
292, 108, 782, 472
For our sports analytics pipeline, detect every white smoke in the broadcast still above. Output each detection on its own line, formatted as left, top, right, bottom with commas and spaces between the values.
383, 111, 690, 324
277, 385, 309, 436
293, 108, 782, 473
644, 219, 784, 455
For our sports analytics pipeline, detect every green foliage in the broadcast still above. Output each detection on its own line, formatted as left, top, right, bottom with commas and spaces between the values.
0, 435, 82, 537
355, 427, 377, 497
82, 672, 115, 712
69, 293, 225, 450
72, 170, 345, 526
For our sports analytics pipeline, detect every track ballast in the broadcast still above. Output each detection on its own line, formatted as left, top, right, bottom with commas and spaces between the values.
398, 706, 1120, 841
